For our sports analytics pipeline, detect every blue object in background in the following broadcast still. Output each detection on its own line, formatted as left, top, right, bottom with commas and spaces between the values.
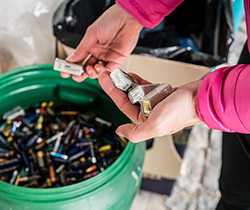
139, 20, 166, 39
179, 38, 199, 51
232, 0, 245, 34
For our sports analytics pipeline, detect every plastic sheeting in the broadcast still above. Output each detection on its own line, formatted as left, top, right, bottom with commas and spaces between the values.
0, 0, 63, 74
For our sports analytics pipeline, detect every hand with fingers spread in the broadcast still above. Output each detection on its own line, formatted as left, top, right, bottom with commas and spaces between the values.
98, 71, 202, 143
61, 4, 143, 83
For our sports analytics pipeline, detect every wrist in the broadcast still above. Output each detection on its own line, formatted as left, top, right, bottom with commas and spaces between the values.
192, 80, 202, 125
181, 80, 202, 126
114, 4, 143, 31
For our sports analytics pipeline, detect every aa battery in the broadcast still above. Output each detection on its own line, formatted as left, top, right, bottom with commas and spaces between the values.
0, 101, 126, 188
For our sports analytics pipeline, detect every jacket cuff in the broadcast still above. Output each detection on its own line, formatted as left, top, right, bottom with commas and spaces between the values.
116, 0, 184, 28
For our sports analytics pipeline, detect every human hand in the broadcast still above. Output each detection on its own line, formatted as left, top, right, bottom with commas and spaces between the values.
61, 4, 143, 82
98, 71, 202, 143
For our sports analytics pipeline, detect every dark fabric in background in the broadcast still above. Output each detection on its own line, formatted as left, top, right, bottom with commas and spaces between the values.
216, 42, 250, 210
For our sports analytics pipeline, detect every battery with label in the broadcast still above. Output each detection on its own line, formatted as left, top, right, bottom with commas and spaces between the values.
53, 58, 84, 76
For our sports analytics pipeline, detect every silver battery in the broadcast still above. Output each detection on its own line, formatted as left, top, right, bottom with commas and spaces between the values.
128, 84, 160, 104
110, 68, 139, 92
53, 58, 84, 76
2, 106, 25, 121
140, 83, 172, 117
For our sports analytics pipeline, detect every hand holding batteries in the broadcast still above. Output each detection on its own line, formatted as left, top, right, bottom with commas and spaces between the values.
61, 4, 143, 82
110, 69, 172, 117
98, 71, 202, 143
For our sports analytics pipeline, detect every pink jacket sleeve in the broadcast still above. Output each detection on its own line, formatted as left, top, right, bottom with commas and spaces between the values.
116, 0, 184, 28
196, 65, 250, 133
196, 0, 250, 134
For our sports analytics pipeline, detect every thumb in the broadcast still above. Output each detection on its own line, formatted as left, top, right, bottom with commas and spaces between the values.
66, 36, 94, 63
116, 123, 156, 143
65, 53, 77, 62
66, 51, 91, 64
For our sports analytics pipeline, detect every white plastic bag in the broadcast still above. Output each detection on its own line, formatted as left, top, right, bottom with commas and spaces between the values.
0, 0, 63, 74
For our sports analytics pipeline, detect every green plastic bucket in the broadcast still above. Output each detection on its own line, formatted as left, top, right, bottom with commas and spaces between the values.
0, 64, 145, 210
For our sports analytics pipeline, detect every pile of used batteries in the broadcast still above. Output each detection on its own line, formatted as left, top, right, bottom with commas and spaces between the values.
0, 101, 127, 188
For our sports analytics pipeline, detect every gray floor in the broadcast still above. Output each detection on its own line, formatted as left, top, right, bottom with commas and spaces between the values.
131, 17, 247, 210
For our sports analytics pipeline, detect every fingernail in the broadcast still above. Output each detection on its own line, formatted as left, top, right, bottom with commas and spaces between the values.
98, 60, 106, 66
116, 130, 124, 137
66, 53, 74, 61
95, 66, 100, 73
87, 70, 91, 75
61, 73, 69, 78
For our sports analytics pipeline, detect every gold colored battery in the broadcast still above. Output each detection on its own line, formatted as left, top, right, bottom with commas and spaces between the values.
37, 151, 45, 168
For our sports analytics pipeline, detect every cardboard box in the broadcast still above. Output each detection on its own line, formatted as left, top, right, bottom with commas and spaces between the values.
57, 41, 211, 194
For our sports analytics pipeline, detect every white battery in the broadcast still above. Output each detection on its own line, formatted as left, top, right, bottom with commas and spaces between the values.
2, 106, 25, 121
110, 68, 139, 92
53, 58, 84, 76
128, 84, 160, 104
